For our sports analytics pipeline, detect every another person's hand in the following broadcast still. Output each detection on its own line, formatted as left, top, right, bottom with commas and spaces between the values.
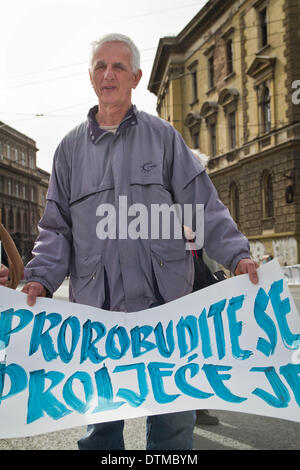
235, 258, 259, 284
22, 281, 47, 306
0, 265, 9, 287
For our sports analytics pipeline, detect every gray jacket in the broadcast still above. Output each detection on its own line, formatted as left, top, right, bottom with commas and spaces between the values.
25, 105, 250, 312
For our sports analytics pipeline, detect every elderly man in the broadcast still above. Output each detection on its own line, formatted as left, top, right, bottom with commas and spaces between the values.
23, 33, 258, 450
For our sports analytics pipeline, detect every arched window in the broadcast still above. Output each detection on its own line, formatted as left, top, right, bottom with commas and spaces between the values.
230, 182, 239, 224
262, 171, 273, 218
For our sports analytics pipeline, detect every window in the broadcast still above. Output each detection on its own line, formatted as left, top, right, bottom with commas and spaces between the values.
192, 130, 199, 149
16, 210, 21, 232
14, 149, 19, 162
200, 101, 218, 157
208, 56, 214, 89
9, 208, 14, 231
7, 144, 11, 160
228, 111, 236, 149
1, 207, 6, 226
188, 60, 199, 104
184, 111, 201, 150
209, 123, 217, 157
226, 39, 233, 75
262, 171, 273, 218
15, 182, 19, 198
191, 70, 198, 103
31, 187, 35, 202
259, 7, 268, 48
263, 86, 271, 133
23, 213, 29, 233
29, 155, 35, 169
260, 85, 271, 133
218, 88, 239, 151
7, 178, 12, 195
230, 182, 239, 224
21, 152, 26, 166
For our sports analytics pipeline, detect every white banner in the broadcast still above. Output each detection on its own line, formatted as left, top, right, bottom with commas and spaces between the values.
0, 259, 299, 438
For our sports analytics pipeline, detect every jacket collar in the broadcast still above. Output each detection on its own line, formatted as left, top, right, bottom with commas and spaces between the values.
87, 104, 138, 143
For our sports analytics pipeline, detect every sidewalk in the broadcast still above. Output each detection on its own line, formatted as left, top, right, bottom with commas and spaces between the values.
0, 410, 299, 450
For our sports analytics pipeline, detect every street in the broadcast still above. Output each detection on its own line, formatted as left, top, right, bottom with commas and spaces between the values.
0, 281, 299, 451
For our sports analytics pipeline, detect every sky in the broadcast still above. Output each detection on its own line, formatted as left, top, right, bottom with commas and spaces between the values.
0, 0, 208, 173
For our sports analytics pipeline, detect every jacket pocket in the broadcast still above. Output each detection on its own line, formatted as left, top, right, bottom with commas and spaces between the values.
150, 239, 194, 302
69, 254, 105, 308
69, 182, 115, 207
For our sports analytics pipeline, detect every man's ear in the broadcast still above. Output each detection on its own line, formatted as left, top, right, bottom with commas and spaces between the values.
88, 69, 94, 88
132, 69, 142, 89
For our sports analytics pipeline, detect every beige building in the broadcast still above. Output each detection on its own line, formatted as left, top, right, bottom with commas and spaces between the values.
0, 122, 50, 263
148, 0, 300, 266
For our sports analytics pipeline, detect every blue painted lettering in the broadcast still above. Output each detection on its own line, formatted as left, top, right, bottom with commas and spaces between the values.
147, 362, 180, 403
207, 300, 226, 360
0, 363, 27, 404
227, 295, 252, 360
202, 364, 246, 403
93, 364, 124, 412
113, 363, 149, 407
254, 288, 277, 356
131, 325, 156, 358
280, 363, 300, 406
27, 369, 71, 423
269, 280, 300, 349
251, 366, 290, 407
154, 321, 175, 358
29, 312, 62, 361
106, 326, 130, 360
198, 309, 212, 359
0, 308, 33, 347
174, 363, 213, 399
57, 316, 81, 363
80, 320, 107, 364
63, 371, 93, 413
176, 315, 198, 358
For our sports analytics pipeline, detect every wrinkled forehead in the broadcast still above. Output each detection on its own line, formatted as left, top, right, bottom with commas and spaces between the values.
91, 41, 133, 68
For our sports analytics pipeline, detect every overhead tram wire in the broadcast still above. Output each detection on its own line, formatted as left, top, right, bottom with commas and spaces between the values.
0, 28, 285, 93
0, 16, 285, 83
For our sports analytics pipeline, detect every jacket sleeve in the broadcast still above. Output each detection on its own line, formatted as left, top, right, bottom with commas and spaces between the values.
24, 140, 72, 294
165, 128, 250, 273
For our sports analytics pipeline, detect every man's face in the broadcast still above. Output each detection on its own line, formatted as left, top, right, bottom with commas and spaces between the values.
89, 41, 142, 109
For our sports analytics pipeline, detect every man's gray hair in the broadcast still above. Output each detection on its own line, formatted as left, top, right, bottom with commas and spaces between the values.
90, 33, 141, 73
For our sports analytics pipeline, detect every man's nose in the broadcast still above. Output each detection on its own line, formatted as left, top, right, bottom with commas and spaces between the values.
104, 65, 114, 80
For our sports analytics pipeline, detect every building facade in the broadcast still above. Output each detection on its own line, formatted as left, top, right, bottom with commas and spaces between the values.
148, 0, 300, 266
0, 122, 50, 263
